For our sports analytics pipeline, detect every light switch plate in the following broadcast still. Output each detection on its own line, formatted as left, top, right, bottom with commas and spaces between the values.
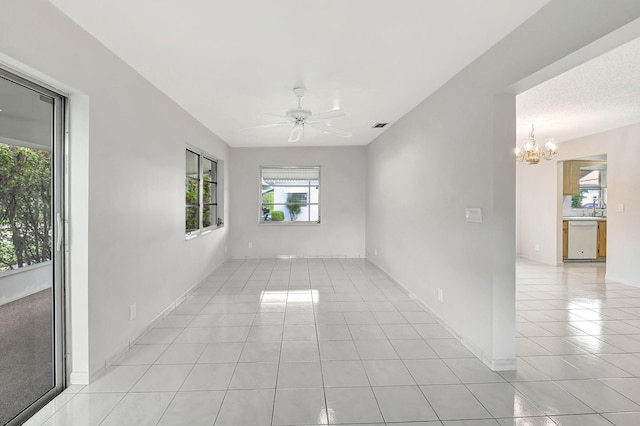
465, 207, 483, 223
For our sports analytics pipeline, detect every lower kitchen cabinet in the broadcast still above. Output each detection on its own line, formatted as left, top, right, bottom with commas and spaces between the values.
597, 220, 607, 258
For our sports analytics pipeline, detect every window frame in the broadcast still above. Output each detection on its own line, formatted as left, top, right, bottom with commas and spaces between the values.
185, 146, 223, 238
259, 166, 321, 225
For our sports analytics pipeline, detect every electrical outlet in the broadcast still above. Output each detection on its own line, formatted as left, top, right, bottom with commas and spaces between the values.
248, 242, 253, 249
437, 288, 443, 303
224, 245, 228, 253
534, 244, 540, 252
374, 248, 378, 256
129, 303, 137, 321
618, 203, 625, 212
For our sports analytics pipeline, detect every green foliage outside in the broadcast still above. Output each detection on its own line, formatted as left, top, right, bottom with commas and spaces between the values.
261, 188, 274, 213
271, 210, 284, 221
571, 190, 587, 208
185, 177, 214, 231
185, 178, 198, 231
203, 205, 212, 228
286, 195, 301, 221
0, 144, 51, 271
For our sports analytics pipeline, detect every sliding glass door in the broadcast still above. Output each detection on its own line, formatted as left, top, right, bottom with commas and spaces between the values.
0, 69, 65, 425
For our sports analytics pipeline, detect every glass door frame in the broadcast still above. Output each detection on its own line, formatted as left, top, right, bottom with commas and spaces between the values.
0, 67, 66, 426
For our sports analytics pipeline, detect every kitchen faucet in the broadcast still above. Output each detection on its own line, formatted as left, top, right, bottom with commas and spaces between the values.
593, 196, 596, 217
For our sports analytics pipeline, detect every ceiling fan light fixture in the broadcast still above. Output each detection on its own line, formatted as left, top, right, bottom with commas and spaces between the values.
246, 87, 351, 143
288, 124, 304, 143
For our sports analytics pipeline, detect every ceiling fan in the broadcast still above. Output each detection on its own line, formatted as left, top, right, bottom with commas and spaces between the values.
245, 87, 352, 142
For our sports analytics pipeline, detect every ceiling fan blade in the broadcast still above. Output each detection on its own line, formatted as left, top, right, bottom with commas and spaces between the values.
307, 122, 352, 137
241, 122, 290, 131
309, 109, 349, 120
288, 125, 303, 143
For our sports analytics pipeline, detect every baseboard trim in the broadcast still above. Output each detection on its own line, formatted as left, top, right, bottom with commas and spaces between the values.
518, 254, 560, 266
69, 371, 89, 385
605, 273, 640, 288
230, 254, 365, 260
488, 357, 518, 371
366, 258, 516, 372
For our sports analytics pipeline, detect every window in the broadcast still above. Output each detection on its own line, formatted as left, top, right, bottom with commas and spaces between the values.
260, 166, 320, 223
576, 168, 607, 209
186, 148, 222, 236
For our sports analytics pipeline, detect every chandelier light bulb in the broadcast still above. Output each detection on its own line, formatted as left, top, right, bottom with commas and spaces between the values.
545, 138, 557, 152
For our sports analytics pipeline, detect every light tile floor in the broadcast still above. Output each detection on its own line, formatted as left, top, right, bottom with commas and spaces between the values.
25, 258, 640, 425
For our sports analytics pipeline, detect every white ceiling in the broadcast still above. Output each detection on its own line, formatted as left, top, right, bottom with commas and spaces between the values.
48, 0, 551, 147
517, 36, 640, 145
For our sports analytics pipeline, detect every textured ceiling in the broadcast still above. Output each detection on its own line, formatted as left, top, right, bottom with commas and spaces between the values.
517, 36, 640, 145
48, 0, 550, 147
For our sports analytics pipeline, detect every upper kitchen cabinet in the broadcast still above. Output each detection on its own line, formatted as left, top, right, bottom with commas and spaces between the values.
562, 160, 607, 197
563, 161, 582, 196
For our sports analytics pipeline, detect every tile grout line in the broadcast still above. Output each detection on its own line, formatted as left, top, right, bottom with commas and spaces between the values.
269, 257, 288, 426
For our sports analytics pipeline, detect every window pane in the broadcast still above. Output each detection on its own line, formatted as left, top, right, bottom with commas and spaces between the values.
310, 204, 320, 222
579, 170, 599, 187
269, 185, 309, 205
260, 166, 319, 224
203, 205, 216, 228
261, 186, 274, 212
0, 144, 52, 271
286, 199, 305, 221
261, 204, 275, 221
286, 192, 308, 203
579, 189, 603, 208
203, 158, 216, 182
185, 178, 198, 205
310, 185, 319, 203
203, 182, 217, 204
186, 150, 199, 179
186, 207, 199, 232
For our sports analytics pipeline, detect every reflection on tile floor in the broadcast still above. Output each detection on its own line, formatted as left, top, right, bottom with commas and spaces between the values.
26, 258, 640, 425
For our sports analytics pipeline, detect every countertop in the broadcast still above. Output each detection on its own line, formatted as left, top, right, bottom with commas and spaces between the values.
563, 216, 607, 221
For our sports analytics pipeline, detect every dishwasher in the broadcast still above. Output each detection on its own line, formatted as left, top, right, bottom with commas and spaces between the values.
568, 221, 598, 259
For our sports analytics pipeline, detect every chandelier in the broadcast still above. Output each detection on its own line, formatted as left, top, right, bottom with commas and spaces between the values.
515, 125, 557, 164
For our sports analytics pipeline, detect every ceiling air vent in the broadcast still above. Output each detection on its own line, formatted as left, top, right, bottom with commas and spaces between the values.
372, 122, 389, 128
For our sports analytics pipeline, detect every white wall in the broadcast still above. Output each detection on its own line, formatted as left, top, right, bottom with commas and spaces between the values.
230, 147, 366, 258
515, 158, 561, 265
0, 0, 230, 380
517, 122, 640, 286
366, 0, 640, 370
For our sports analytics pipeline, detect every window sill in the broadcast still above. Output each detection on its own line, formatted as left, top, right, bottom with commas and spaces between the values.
258, 221, 320, 226
185, 225, 224, 240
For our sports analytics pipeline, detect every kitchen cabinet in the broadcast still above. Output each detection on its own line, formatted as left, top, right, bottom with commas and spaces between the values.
563, 161, 581, 196
562, 220, 568, 258
597, 220, 607, 258
563, 160, 607, 196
